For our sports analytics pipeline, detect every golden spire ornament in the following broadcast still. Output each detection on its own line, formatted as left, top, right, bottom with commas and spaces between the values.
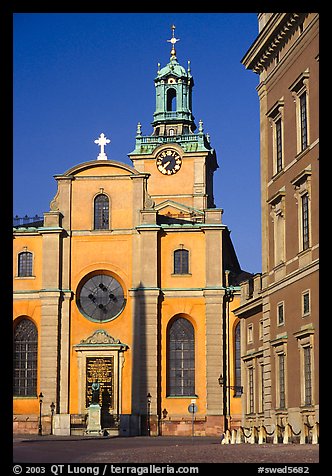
167, 24, 180, 60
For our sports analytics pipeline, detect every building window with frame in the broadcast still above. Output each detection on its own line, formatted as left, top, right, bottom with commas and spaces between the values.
275, 118, 283, 173
259, 361, 264, 413
167, 317, 195, 396
291, 169, 312, 254
303, 346, 312, 406
94, 193, 109, 230
301, 193, 310, 250
272, 339, 288, 412
13, 318, 38, 397
267, 100, 284, 176
234, 322, 241, 396
248, 366, 254, 414
18, 251, 33, 277
302, 290, 310, 317
300, 91, 308, 151
294, 328, 314, 408
289, 70, 310, 155
247, 323, 253, 344
278, 353, 286, 409
277, 302, 285, 326
173, 248, 189, 274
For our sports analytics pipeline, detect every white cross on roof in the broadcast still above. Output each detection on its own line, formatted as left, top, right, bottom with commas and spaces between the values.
94, 133, 110, 160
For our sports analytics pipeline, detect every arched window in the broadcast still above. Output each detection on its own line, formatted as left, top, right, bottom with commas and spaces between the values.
234, 321, 242, 396
18, 251, 33, 277
168, 317, 195, 396
13, 319, 38, 397
174, 249, 189, 274
167, 88, 176, 112
94, 194, 109, 230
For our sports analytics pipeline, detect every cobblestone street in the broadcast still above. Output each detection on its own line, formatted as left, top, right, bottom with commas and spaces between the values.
14, 436, 319, 464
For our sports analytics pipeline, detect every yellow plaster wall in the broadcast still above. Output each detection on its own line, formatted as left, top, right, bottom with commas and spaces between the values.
159, 231, 205, 289
71, 178, 134, 231
141, 156, 195, 204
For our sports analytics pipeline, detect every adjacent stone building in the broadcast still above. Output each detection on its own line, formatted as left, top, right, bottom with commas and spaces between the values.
236, 13, 319, 437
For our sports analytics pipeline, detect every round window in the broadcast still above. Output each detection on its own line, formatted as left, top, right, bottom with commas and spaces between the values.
77, 273, 126, 322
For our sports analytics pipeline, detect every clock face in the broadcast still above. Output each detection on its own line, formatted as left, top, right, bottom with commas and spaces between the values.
77, 273, 125, 322
156, 149, 182, 175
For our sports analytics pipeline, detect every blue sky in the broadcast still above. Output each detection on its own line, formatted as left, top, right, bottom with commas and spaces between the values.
13, 12, 261, 273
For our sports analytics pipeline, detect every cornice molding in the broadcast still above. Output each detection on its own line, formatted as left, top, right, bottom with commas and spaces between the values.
242, 13, 307, 74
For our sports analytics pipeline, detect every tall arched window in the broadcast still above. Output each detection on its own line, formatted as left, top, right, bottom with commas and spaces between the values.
174, 249, 189, 274
94, 194, 109, 230
168, 317, 195, 396
167, 88, 177, 112
18, 251, 33, 277
234, 321, 242, 396
13, 319, 38, 396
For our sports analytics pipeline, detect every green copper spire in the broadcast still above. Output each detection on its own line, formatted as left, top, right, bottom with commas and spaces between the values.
152, 25, 196, 135
129, 25, 215, 157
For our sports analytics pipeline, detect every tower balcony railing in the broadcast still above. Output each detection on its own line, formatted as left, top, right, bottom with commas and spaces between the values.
153, 111, 193, 121
138, 133, 201, 144
13, 214, 44, 227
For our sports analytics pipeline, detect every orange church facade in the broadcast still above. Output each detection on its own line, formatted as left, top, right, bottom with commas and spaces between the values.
13, 32, 248, 436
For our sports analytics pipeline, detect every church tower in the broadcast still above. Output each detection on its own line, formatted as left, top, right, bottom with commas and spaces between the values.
129, 25, 218, 214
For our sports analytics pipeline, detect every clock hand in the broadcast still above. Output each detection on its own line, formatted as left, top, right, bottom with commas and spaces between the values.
164, 161, 171, 168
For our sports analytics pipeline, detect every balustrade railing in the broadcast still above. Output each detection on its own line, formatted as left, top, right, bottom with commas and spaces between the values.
13, 215, 44, 227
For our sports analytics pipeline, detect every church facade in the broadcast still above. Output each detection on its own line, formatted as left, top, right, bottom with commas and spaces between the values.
13, 29, 249, 436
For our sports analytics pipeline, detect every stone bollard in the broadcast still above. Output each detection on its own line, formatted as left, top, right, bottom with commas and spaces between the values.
300, 421, 308, 444
312, 422, 319, 444
222, 429, 231, 444
249, 426, 258, 444
283, 423, 292, 444
258, 425, 266, 444
236, 427, 245, 444
273, 425, 281, 444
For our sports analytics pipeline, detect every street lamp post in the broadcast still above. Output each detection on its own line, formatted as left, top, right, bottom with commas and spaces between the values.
218, 373, 243, 431
38, 392, 44, 436
147, 393, 152, 436
50, 402, 55, 435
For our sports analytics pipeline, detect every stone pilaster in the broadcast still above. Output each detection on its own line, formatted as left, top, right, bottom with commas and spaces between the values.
39, 291, 61, 410
59, 291, 72, 414
40, 212, 63, 410
262, 293, 273, 430
132, 220, 160, 434
204, 290, 224, 416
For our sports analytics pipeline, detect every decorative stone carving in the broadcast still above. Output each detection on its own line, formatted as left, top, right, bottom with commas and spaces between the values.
79, 329, 122, 346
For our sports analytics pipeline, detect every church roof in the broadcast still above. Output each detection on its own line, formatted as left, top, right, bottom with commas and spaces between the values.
56, 160, 140, 178
156, 57, 189, 79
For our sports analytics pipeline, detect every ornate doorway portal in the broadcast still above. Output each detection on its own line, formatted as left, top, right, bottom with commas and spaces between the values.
74, 329, 128, 432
